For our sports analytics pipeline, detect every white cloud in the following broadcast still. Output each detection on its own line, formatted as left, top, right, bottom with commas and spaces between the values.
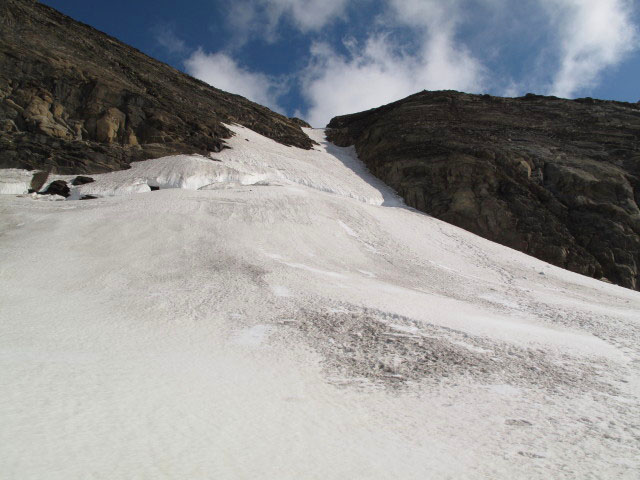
224, 0, 349, 45
541, 0, 638, 98
153, 24, 188, 55
184, 49, 285, 112
388, 0, 461, 29
300, 1, 486, 127
298, 0, 639, 125
264, 0, 349, 32
178, 0, 638, 124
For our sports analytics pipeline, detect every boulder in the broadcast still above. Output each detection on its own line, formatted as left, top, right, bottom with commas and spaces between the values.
71, 176, 95, 186
29, 171, 50, 192
42, 180, 70, 198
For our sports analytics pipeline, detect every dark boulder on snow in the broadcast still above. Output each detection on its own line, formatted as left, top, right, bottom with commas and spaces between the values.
0, 0, 313, 175
328, 90, 640, 290
71, 176, 95, 186
42, 180, 70, 198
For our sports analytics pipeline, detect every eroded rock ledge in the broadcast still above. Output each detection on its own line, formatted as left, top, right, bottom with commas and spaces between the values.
327, 90, 640, 290
0, 0, 313, 174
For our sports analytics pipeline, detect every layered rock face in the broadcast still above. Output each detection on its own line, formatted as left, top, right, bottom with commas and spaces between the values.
0, 0, 312, 174
328, 91, 640, 290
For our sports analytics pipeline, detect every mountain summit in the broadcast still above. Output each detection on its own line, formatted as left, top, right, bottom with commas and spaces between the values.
328, 91, 640, 290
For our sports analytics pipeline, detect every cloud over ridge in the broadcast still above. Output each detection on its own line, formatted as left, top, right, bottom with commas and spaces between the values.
543, 0, 638, 98
174, 0, 639, 126
184, 49, 285, 112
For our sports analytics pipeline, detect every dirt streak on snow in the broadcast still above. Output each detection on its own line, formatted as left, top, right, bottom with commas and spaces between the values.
1, 125, 639, 479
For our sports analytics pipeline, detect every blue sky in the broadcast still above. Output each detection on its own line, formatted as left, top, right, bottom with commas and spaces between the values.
42, 0, 639, 126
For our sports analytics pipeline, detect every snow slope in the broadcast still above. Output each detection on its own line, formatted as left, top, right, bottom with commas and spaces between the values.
0, 169, 31, 195
1, 125, 639, 479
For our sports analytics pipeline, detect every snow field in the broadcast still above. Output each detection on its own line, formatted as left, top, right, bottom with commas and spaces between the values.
1, 126, 639, 479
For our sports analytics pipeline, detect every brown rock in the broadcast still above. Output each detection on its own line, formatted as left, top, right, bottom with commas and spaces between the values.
289, 117, 312, 128
95, 108, 126, 143
29, 171, 49, 192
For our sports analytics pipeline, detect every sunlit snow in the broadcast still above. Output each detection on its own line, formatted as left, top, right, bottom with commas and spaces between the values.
1, 125, 639, 479
0, 169, 31, 195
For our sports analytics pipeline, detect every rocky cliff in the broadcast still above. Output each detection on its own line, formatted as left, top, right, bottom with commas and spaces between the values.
0, 0, 312, 174
328, 91, 640, 290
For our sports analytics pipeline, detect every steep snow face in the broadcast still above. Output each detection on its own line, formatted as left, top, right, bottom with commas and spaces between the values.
1, 126, 639, 479
23, 125, 399, 206
0, 169, 31, 194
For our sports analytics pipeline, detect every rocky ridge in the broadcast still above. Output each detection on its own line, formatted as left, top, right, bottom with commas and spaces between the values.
328, 91, 640, 290
0, 0, 312, 174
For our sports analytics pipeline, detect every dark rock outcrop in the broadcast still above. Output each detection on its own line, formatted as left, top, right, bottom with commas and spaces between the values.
71, 175, 94, 185
328, 90, 640, 290
42, 179, 69, 197
289, 117, 312, 128
0, 0, 313, 174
